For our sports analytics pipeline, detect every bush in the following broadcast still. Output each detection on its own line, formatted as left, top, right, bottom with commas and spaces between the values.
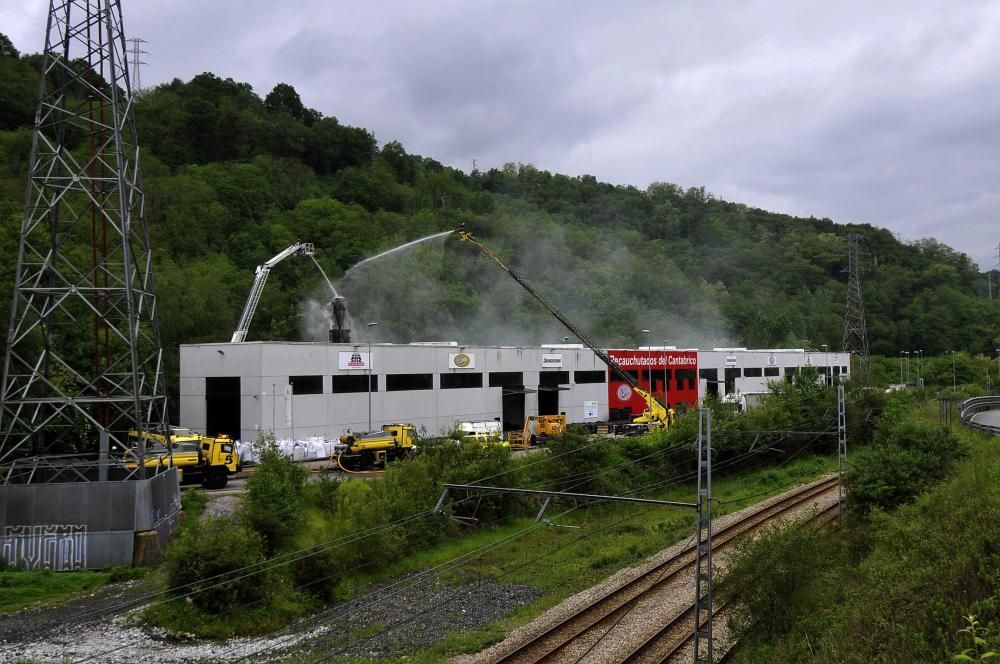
243, 431, 308, 552
847, 418, 966, 514
162, 517, 268, 614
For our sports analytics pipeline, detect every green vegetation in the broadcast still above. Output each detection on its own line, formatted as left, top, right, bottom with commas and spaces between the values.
719, 407, 1000, 663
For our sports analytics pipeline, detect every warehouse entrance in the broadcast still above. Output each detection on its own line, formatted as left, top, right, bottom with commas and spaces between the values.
538, 371, 569, 417
205, 377, 240, 439
501, 387, 529, 432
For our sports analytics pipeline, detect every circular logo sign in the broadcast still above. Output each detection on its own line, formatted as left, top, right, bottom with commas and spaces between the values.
767, 355, 776, 366
453, 353, 471, 368
617, 385, 632, 401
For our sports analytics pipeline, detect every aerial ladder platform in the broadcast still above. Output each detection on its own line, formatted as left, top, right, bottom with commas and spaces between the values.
231, 242, 315, 343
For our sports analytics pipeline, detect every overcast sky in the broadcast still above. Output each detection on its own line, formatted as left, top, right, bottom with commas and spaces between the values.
4, 1, 998, 269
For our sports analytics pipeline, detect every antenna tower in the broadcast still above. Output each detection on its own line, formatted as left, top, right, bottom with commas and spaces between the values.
842, 233, 871, 382
0, 0, 167, 466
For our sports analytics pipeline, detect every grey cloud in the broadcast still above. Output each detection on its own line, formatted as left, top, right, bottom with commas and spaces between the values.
4, 0, 998, 267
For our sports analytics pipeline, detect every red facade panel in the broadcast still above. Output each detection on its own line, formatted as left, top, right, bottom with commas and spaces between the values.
606, 349, 699, 417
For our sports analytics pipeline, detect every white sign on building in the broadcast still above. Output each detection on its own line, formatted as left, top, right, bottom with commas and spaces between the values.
338, 351, 370, 370
542, 354, 563, 368
725, 355, 738, 366
448, 352, 476, 369
584, 400, 598, 419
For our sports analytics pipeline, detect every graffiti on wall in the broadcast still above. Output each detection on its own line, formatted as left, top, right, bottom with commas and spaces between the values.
1, 525, 87, 571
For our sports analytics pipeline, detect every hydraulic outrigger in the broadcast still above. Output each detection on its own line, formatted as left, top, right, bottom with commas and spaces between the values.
456, 225, 674, 429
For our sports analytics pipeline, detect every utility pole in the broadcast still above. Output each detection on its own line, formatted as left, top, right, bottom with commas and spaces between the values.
842, 234, 871, 383
0, 0, 167, 466
126, 37, 147, 94
367, 322, 378, 431
837, 384, 847, 518
642, 329, 652, 410
693, 408, 714, 664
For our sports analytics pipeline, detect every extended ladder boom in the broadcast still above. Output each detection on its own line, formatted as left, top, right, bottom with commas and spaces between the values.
457, 226, 668, 422
231, 242, 315, 343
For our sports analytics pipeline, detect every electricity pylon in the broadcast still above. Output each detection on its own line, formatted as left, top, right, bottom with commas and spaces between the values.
842, 233, 871, 383
0, 0, 166, 467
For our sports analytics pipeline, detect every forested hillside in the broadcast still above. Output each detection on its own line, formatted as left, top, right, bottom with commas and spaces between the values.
1, 38, 998, 396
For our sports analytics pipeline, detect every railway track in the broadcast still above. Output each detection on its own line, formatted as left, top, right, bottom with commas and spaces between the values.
489, 476, 840, 664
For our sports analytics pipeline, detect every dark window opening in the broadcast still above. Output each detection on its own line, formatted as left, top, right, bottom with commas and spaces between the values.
724, 368, 740, 394
841, 365, 848, 373
744, 367, 763, 377
489, 371, 523, 387
677, 369, 696, 390
440, 373, 483, 389
764, 367, 780, 377
700, 368, 719, 399
624, 369, 639, 382
540, 371, 570, 385
538, 389, 560, 416
784, 366, 796, 383
289, 375, 323, 395
574, 370, 606, 384
331, 375, 377, 393
386, 373, 433, 391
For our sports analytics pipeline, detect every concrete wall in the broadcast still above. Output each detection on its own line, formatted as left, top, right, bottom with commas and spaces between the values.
180, 342, 844, 442
698, 348, 851, 398
181, 342, 612, 441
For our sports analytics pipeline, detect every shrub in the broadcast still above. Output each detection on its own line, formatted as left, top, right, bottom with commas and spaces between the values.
243, 431, 308, 552
848, 418, 966, 514
162, 517, 268, 614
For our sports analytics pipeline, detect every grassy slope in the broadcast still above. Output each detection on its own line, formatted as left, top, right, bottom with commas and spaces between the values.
0, 570, 113, 614
724, 409, 1000, 663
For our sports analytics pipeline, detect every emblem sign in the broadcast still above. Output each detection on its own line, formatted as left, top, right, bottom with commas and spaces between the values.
448, 352, 475, 369
617, 384, 632, 401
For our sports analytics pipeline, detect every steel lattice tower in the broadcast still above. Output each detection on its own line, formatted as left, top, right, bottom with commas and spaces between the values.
0, 0, 166, 466
842, 233, 871, 382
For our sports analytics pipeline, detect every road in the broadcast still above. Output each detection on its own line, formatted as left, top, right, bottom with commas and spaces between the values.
971, 409, 1000, 429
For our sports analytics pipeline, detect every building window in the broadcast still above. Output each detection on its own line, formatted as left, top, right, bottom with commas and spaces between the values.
540, 371, 570, 385
289, 375, 323, 395
744, 367, 763, 377
489, 371, 523, 387
677, 369, 696, 390
624, 369, 639, 382
841, 365, 848, 373
764, 367, 780, 377
331, 375, 377, 393
440, 373, 483, 389
386, 373, 433, 391
574, 370, 606, 384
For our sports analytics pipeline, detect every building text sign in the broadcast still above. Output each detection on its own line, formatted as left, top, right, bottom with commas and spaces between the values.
338, 351, 370, 370
542, 354, 563, 368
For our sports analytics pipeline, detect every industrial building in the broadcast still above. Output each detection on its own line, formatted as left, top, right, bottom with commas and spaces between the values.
180, 342, 849, 442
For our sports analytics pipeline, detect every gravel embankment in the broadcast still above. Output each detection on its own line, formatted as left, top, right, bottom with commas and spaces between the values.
0, 571, 540, 663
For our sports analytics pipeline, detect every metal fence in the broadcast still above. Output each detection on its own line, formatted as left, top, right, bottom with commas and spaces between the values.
959, 396, 1000, 436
